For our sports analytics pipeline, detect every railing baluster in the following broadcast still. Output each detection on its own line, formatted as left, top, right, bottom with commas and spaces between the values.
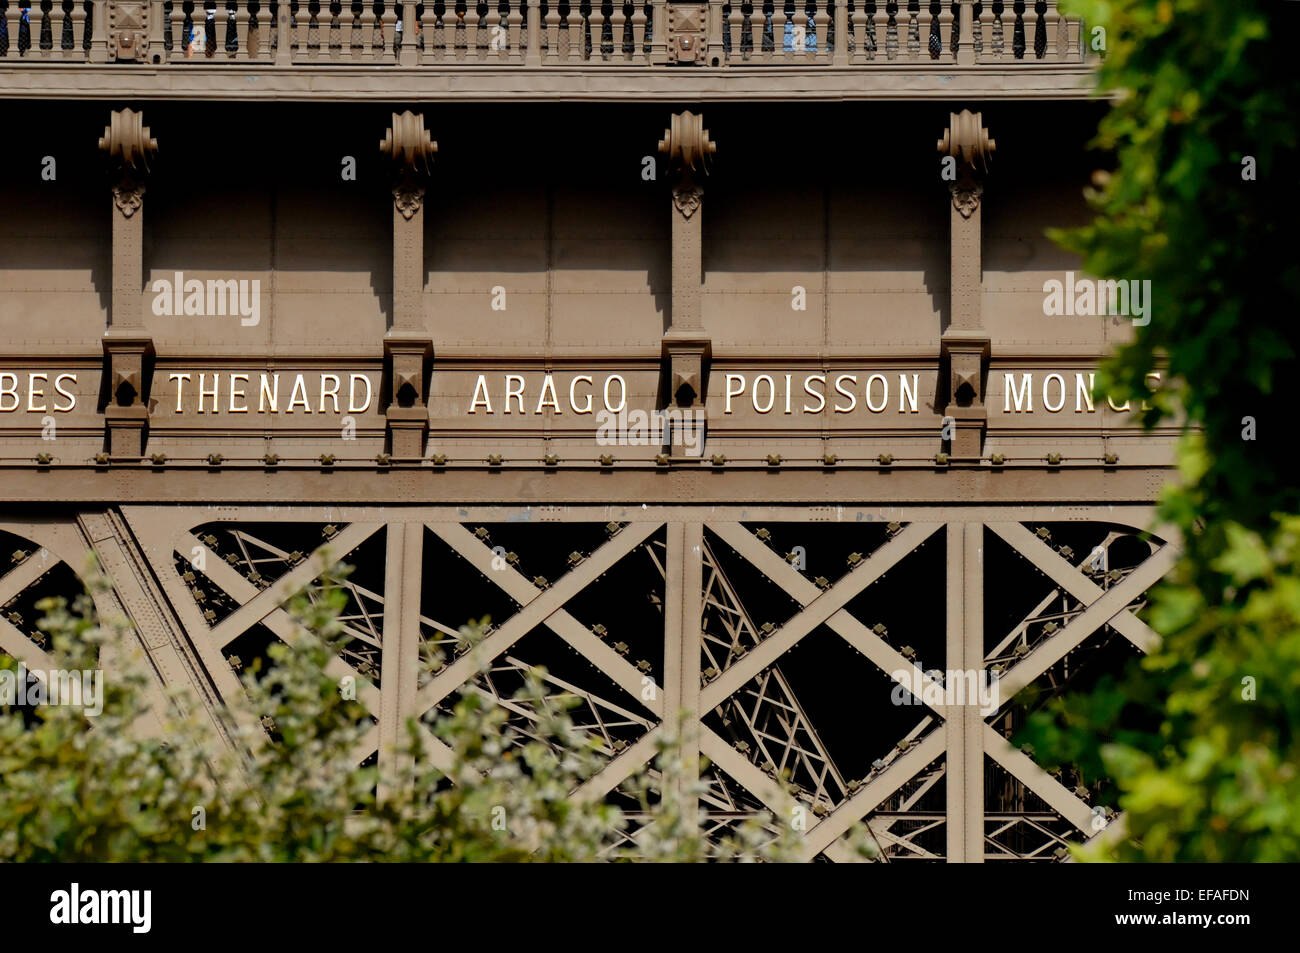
864, 1, 879, 61
354, 0, 369, 56
936, 0, 949, 61
55, 0, 67, 57
883, 0, 896, 61
831, 0, 845, 64
395, 0, 410, 61
418, 0, 434, 59
167, 0, 183, 58
616, 1, 630, 59
618, 1, 633, 59
347, 0, 360, 57
850, 0, 865, 62
587, 3, 600, 59
563, 4, 578, 60
1048, 0, 1065, 61
522, 0, 538, 63
725, 1, 739, 61
324, 0, 336, 56
1067, 4, 1081, 62
70, 0, 87, 58
38, 0, 50, 53
306, 0, 319, 55
542, 0, 556, 61
235, 0, 248, 55
205, 1, 217, 58
225, 0, 237, 55
634, 0, 649, 61
976, 0, 991, 61
3, 4, 17, 58
379, 0, 394, 58
251, 0, 265, 57
0, 0, 1083, 66
54, 0, 67, 59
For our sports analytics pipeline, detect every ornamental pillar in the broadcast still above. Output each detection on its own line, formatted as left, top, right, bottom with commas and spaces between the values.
100, 109, 158, 459
379, 111, 437, 459
937, 110, 995, 459
658, 111, 716, 457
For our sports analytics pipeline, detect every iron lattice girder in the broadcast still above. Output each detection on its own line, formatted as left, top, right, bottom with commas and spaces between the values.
414, 520, 665, 719
701, 521, 946, 710
986, 521, 1162, 655
692, 535, 848, 805
463, 654, 655, 758
181, 529, 384, 711
99, 504, 1178, 860
206, 522, 383, 650
992, 542, 1177, 701
0, 548, 60, 671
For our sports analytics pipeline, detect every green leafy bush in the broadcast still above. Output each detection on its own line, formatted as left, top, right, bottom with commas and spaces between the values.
1024, 0, 1300, 861
1, 567, 872, 863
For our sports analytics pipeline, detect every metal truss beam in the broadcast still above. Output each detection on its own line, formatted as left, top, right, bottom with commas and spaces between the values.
2, 503, 1175, 861
414, 521, 665, 719
987, 521, 1163, 652
996, 543, 1178, 700
945, 522, 984, 862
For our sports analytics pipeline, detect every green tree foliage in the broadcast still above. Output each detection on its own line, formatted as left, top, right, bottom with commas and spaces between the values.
0, 568, 874, 862
1021, 0, 1300, 860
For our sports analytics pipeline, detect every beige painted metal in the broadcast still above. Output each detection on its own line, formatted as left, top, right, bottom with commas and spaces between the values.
0, 17, 1169, 859
943, 522, 983, 862
0, 498, 1173, 859
2, 0, 1093, 105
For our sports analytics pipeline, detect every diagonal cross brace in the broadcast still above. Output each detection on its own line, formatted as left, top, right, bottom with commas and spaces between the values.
986, 521, 1165, 653
412, 521, 665, 719
798, 731, 947, 860
996, 542, 1178, 700
705, 521, 947, 708
983, 724, 1094, 832
183, 532, 384, 716
208, 522, 385, 650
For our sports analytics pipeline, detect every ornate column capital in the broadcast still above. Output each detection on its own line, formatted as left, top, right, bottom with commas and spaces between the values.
937, 110, 995, 217
380, 111, 438, 220
99, 108, 158, 218
658, 110, 716, 214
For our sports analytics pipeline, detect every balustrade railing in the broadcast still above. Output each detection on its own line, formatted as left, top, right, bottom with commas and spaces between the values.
0, 0, 1085, 65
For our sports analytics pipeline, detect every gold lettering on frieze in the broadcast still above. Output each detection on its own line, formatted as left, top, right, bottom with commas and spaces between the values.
163, 373, 375, 415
